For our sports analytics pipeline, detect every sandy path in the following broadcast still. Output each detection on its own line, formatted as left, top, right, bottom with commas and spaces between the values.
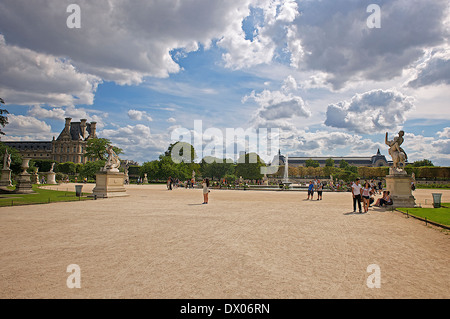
0, 185, 448, 299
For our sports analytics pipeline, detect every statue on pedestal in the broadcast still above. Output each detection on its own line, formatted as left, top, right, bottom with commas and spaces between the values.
103, 145, 120, 172
384, 130, 416, 208
385, 130, 407, 171
1, 149, 13, 187
46, 163, 57, 185
92, 144, 128, 198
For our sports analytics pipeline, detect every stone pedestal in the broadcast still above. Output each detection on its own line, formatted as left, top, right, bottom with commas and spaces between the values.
385, 170, 416, 208
15, 158, 35, 194
92, 171, 128, 198
15, 173, 34, 194
0, 169, 12, 187
46, 172, 57, 185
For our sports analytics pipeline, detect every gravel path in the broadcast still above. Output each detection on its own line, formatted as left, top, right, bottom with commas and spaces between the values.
0, 185, 448, 298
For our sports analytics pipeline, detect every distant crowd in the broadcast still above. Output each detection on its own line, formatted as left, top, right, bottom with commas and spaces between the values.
135, 176, 413, 211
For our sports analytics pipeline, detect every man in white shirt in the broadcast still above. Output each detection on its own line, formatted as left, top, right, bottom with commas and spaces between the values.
352, 178, 362, 213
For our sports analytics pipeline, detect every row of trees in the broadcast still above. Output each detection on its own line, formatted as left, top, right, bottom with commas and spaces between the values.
138, 142, 267, 182
1, 133, 447, 183
137, 144, 447, 183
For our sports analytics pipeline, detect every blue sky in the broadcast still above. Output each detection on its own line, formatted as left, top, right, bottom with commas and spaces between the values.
0, 0, 449, 165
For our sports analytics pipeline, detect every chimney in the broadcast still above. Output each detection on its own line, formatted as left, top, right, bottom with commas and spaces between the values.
80, 119, 87, 139
65, 118, 72, 133
89, 122, 97, 139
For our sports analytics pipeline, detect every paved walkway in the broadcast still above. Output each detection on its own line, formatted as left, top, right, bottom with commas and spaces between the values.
0, 185, 448, 298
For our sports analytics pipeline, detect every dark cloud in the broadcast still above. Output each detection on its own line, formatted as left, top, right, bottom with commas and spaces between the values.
289, 0, 449, 89
0, 0, 254, 84
408, 51, 450, 88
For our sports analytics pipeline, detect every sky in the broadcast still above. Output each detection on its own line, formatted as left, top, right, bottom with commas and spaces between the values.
0, 0, 449, 165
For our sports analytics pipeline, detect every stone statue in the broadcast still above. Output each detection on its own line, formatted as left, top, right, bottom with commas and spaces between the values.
104, 145, 120, 172
49, 163, 55, 173
3, 149, 11, 170
385, 131, 407, 170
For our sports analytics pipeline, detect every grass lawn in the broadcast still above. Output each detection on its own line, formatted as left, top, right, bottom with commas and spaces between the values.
397, 207, 450, 227
0, 185, 91, 207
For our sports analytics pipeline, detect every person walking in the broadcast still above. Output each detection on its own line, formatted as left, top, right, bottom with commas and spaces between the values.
202, 178, 210, 204
352, 178, 362, 213
307, 181, 314, 200
317, 180, 323, 200
361, 182, 372, 213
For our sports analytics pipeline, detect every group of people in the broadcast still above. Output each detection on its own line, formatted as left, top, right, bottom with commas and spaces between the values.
351, 178, 393, 213
306, 179, 324, 200
165, 176, 210, 204
163, 176, 396, 209
166, 177, 182, 190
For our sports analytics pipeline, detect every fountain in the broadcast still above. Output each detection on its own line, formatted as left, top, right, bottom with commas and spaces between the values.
282, 155, 292, 189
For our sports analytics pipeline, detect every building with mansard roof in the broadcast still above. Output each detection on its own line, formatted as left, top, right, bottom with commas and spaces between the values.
4, 118, 98, 164
273, 149, 390, 168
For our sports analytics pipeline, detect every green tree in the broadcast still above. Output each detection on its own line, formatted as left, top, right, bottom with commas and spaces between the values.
305, 159, 320, 168
200, 157, 235, 180
165, 141, 197, 163
140, 160, 160, 180
30, 159, 54, 173
413, 159, 434, 167
0, 97, 8, 136
339, 159, 349, 169
334, 169, 359, 183
85, 138, 123, 161
323, 165, 336, 178
235, 153, 265, 180
79, 160, 106, 180
56, 162, 77, 175
222, 174, 237, 183
325, 158, 335, 167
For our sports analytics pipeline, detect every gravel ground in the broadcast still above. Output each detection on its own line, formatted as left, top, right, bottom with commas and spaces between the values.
0, 185, 448, 299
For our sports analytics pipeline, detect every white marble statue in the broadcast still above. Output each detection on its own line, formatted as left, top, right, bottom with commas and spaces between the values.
104, 145, 120, 172
3, 149, 11, 170
49, 162, 55, 173
385, 131, 407, 171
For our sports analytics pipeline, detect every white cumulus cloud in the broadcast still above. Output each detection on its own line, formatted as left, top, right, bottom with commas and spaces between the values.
325, 89, 415, 134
